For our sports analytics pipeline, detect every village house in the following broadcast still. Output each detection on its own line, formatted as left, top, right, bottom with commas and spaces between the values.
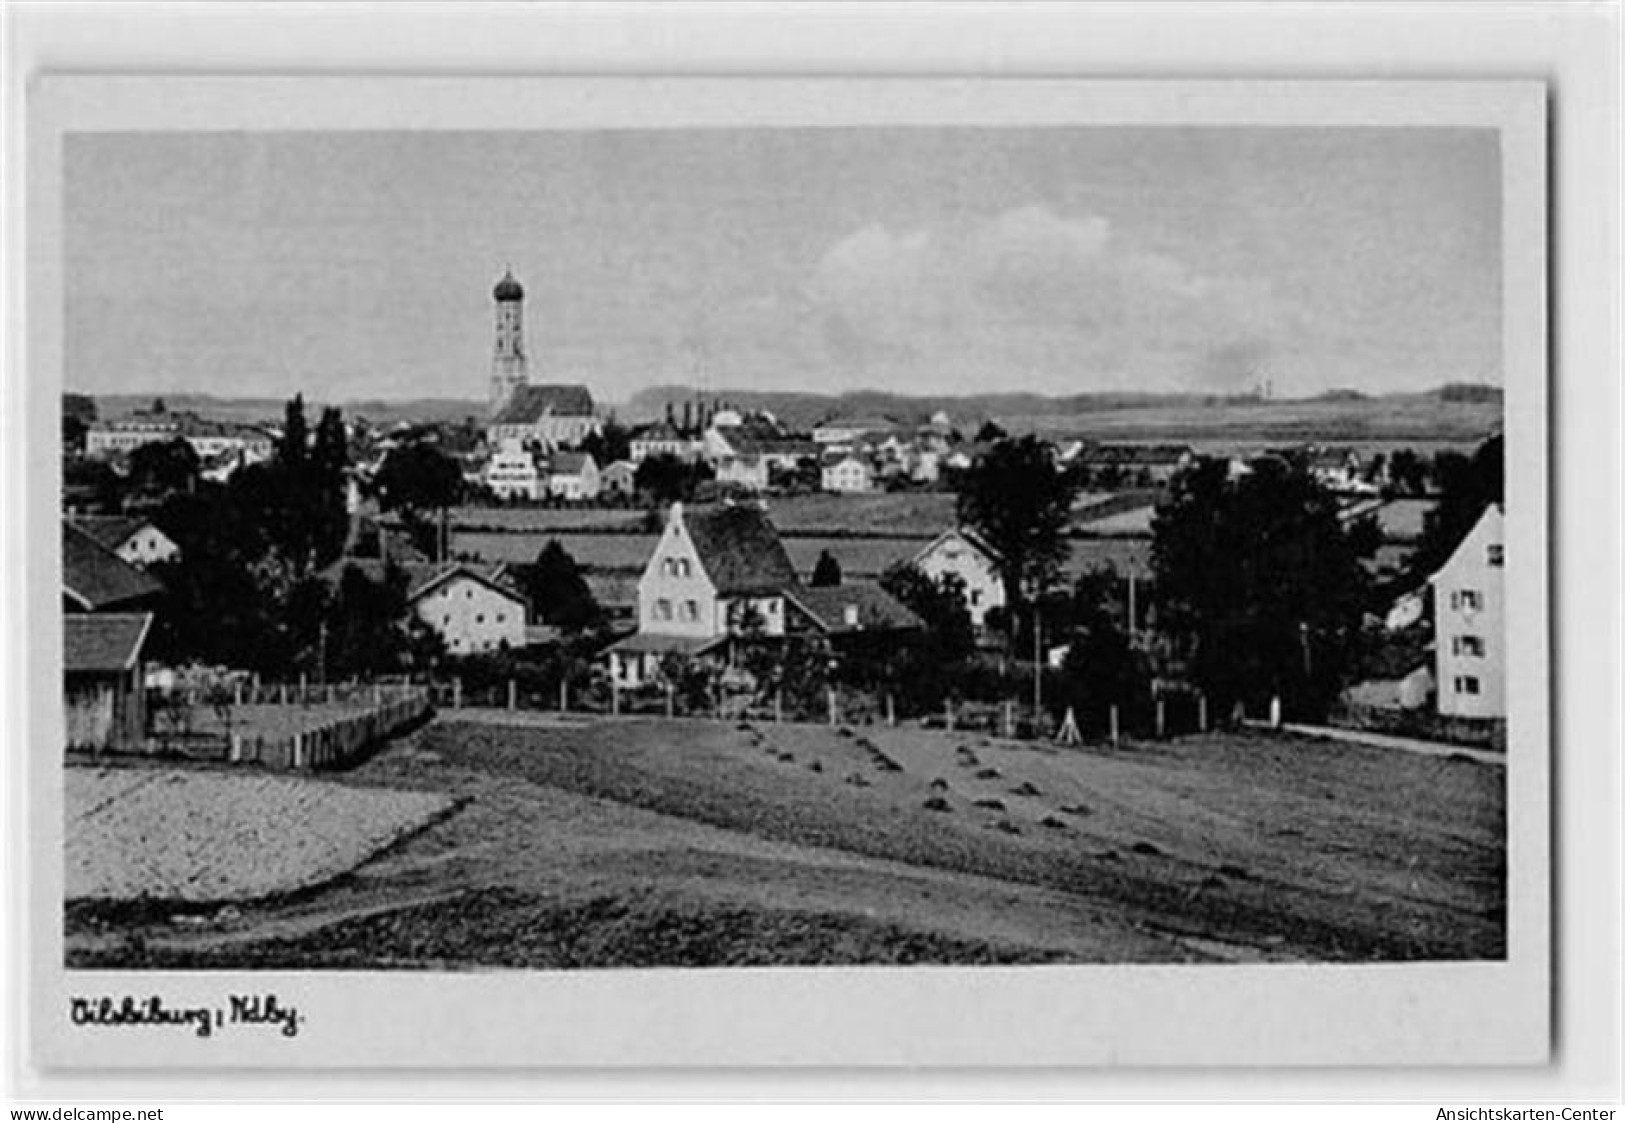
483, 440, 545, 501
703, 417, 819, 491
629, 421, 700, 464
911, 527, 1007, 630
546, 451, 601, 502
64, 612, 154, 755
605, 501, 800, 687
486, 383, 602, 452
68, 515, 180, 569
782, 582, 922, 657
1074, 443, 1196, 486
63, 521, 165, 615
322, 559, 530, 656
599, 459, 638, 499
821, 451, 878, 494
1429, 504, 1505, 718
811, 416, 902, 448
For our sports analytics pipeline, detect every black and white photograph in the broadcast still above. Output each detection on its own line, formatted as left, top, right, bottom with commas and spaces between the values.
16, 66, 1572, 1075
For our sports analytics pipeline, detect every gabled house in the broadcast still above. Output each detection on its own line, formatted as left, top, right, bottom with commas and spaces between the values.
911, 527, 1006, 630
1429, 504, 1504, 718
546, 451, 600, 502
599, 459, 638, 498
68, 515, 179, 569
821, 452, 877, 494
62, 521, 165, 614
486, 384, 601, 452
606, 501, 800, 686
321, 559, 529, 656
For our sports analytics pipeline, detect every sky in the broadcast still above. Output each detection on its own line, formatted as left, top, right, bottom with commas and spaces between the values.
64, 127, 1502, 405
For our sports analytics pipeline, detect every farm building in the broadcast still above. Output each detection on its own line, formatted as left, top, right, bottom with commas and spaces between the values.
1429, 504, 1504, 718
783, 582, 922, 657
67, 514, 180, 569
64, 612, 153, 754
911, 527, 1006, 630
63, 521, 165, 614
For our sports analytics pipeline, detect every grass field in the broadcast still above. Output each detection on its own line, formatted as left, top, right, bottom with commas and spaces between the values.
66, 712, 1504, 968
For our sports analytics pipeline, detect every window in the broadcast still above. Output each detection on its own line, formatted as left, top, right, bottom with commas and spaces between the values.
970, 589, 982, 606
1453, 635, 1485, 657
1451, 589, 1483, 612
496, 614, 505, 624
1487, 544, 1504, 567
1453, 675, 1481, 695
681, 600, 699, 622
655, 599, 672, 621
476, 614, 485, 624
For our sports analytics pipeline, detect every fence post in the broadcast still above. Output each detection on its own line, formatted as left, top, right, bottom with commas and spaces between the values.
1270, 694, 1282, 729
1198, 692, 1208, 733
611, 679, 620, 717
299, 674, 307, 704
886, 694, 896, 728
279, 683, 287, 705
1110, 704, 1120, 750
826, 688, 838, 727
234, 683, 242, 707
775, 690, 783, 724
1003, 701, 1014, 739
1156, 697, 1166, 739
559, 678, 568, 713
665, 682, 675, 719
944, 699, 955, 732
507, 679, 517, 711
454, 678, 463, 710
373, 682, 382, 706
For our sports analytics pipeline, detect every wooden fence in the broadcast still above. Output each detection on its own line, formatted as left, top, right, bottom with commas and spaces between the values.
226, 686, 432, 771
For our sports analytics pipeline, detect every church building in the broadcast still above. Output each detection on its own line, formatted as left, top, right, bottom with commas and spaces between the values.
484, 269, 601, 451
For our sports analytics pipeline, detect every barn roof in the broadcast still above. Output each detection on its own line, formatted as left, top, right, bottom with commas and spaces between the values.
64, 612, 153, 673
62, 522, 164, 611
678, 502, 800, 596
549, 451, 595, 476
68, 515, 150, 552
491, 384, 596, 425
318, 558, 523, 607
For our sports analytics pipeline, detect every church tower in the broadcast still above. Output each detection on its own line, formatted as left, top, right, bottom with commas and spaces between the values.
490, 269, 528, 415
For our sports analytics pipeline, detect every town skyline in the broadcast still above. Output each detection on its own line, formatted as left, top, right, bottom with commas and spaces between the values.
66, 127, 1502, 405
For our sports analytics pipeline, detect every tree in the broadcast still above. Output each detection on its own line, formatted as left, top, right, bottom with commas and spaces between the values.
1387, 448, 1428, 496
634, 452, 711, 505
62, 393, 97, 454
581, 418, 632, 466
516, 539, 602, 631
954, 435, 1077, 629
1410, 434, 1503, 580
375, 440, 463, 560
879, 562, 975, 665
308, 406, 351, 565
1150, 454, 1377, 720
127, 437, 201, 499
1055, 566, 1150, 722
973, 420, 1008, 444
810, 549, 843, 587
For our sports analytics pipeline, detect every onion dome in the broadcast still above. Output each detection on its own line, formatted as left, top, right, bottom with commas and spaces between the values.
493, 269, 524, 302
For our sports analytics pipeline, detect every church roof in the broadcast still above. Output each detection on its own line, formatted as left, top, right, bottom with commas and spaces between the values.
491, 384, 596, 425
493, 270, 524, 302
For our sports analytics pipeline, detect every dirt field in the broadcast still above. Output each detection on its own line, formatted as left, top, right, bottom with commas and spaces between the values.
65, 712, 1504, 969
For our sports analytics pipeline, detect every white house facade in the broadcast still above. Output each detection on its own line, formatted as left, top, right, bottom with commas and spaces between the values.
912, 527, 1007, 630
410, 567, 529, 656
1429, 504, 1504, 718
484, 441, 545, 501
821, 454, 876, 494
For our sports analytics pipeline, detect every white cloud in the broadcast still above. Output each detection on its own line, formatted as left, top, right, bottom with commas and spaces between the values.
797, 205, 1304, 391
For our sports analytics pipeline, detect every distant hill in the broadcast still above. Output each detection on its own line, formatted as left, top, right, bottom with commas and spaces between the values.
78, 392, 487, 427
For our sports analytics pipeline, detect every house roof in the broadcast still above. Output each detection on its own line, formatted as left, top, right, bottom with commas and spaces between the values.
721, 431, 819, 459
1077, 443, 1194, 465
913, 526, 1003, 567
64, 612, 153, 674
815, 416, 901, 432
633, 422, 684, 442
69, 515, 151, 553
786, 583, 922, 635
491, 384, 596, 425
62, 522, 164, 611
549, 451, 595, 476
318, 558, 525, 608
679, 502, 801, 596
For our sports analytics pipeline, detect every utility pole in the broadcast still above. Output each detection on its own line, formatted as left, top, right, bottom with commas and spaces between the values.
1032, 597, 1043, 727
